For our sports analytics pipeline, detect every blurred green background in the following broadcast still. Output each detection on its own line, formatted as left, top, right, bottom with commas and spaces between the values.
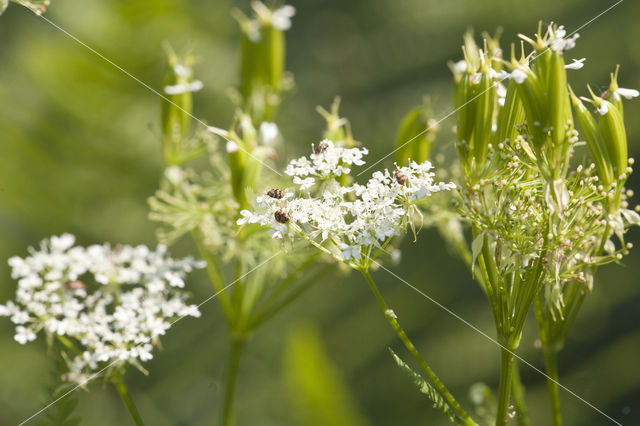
1, 0, 639, 425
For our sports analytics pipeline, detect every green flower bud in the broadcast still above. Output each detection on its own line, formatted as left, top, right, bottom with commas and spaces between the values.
394, 98, 437, 166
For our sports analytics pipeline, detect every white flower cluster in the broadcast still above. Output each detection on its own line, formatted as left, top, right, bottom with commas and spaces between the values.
238, 141, 454, 265
547, 25, 579, 52
284, 139, 368, 189
0, 234, 204, 383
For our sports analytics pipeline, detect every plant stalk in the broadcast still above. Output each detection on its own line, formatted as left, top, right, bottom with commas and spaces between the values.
113, 378, 145, 426
543, 347, 563, 426
360, 268, 476, 425
222, 339, 245, 426
496, 346, 514, 425
510, 360, 531, 426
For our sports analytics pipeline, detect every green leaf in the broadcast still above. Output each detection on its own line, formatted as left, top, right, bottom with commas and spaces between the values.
389, 348, 460, 424
470, 230, 485, 275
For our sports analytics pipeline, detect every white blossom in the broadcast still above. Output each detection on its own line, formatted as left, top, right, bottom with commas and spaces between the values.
259, 122, 279, 145
612, 87, 639, 102
549, 25, 579, 52
0, 235, 204, 383
271, 5, 295, 31
511, 68, 527, 85
239, 141, 455, 266
163, 80, 203, 95
565, 58, 585, 70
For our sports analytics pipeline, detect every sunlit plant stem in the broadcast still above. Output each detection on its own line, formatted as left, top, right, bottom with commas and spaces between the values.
359, 268, 476, 426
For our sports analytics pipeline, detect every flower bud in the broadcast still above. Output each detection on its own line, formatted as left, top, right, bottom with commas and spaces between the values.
394, 99, 437, 166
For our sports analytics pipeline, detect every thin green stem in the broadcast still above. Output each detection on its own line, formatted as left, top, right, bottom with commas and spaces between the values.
543, 347, 563, 426
113, 378, 145, 426
190, 230, 233, 320
510, 360, 531, 426
222, 339, 245, 426
360, 268, 476, 426
496, 346, 514, 426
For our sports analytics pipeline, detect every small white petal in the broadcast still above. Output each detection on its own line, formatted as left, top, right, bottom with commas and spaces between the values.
511, 68, 527, 84
565, 58, 585, 70
615, 88, 639, 100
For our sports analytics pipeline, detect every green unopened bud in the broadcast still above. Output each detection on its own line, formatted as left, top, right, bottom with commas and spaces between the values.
569, 87, 613, 187
394, 98, 437, 165
161, 45, 202, 166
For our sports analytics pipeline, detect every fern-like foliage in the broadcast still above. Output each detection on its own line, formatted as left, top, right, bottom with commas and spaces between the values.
389, 348, 461, 425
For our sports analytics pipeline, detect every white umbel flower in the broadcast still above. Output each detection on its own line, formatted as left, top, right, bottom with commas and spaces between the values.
239, 141, 455, 267
0, 235, 204, 383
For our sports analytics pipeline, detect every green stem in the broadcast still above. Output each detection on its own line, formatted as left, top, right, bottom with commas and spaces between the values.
496, 346, 514, 425
113, 379, 145, 426
542, 347, 563, 426
360, 268, 476, 426
510, 360, 531, 426
190, 230, 233, 320
222, 339, 245, 426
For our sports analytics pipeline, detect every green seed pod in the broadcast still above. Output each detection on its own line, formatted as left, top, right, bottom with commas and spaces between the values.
471, 71, 496, 170
495, 80, 525, 146
595, 96, 628, 179
454, 71, 476, 172
234, 3, 292, 122
161, 47, 200, 166
547, 51, 569, 149
394, 100, 437, 166
569, 88, 613, 186
511, 65, 547, 148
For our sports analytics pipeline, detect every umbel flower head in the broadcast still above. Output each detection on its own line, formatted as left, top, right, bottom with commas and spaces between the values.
0, 234, 204, 384
237, 140, 455, 268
